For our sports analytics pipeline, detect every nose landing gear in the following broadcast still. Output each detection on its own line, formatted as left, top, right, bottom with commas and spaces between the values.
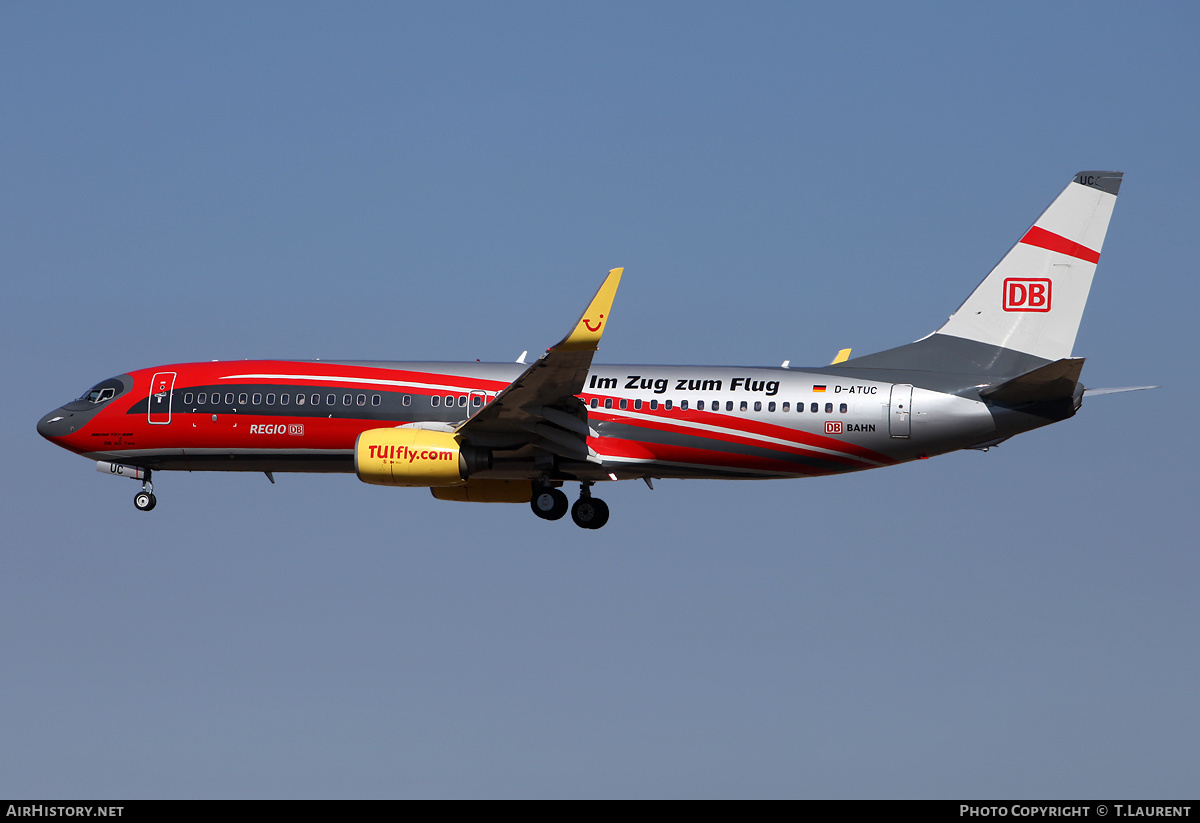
134, 472, 156, 512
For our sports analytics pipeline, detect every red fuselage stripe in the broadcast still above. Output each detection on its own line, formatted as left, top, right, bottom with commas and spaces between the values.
593, 414, 882, 469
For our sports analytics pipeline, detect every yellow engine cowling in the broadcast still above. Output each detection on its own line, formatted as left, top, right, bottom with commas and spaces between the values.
431, 479, 534, 503
355, 427, 489, 487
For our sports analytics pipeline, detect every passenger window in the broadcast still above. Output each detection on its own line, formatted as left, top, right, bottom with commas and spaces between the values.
327, 394, 336, 406
782, 402, 790, 412
619, 399, 627, 410
696, 400, 704, 411
431, 396, 440, 407
604, 398, 613, 409
184, 393, 194, 404
358, 394, 366, 406
665, 400, 673, 410
239, 393, 248, 405
768, 401, 776, 412
825, 402, 833, 414
253, 393, 262, 405
445, 395, 454, 406
811, 402, 818, 413
726, 401, 734, 411
296, 394, 306, 406
590, 398, 598, 409
373, 395, 382, 406
311, 394, 320, 405
471, 395, 482, 407
458, 396, 467, 407
680, 400, 688, 410
343, 394, 352, 406
840, 403, 847, 414
280, 394, 289, 405
266, 393, 276, 405
403, 395, 411, 406
739, 401, 748, 412
754, 401, 762, 412
649, 399, 658, 410
197, 393, 206, 404
634, 399, 642, 410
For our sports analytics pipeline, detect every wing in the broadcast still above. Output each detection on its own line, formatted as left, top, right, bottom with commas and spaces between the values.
454, 268, 623, 465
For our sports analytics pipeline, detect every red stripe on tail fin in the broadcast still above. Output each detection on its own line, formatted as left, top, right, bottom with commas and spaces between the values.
1020, 226, 1101, 264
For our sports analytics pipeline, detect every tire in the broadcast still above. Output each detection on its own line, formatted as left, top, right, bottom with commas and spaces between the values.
134, 491, 155, 511
571, 497, 609, 529
531, 488, 568, 520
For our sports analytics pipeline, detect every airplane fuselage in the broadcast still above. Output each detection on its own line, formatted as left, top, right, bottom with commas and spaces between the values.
36, 172, 1127, 526
38, 357, 1048, 482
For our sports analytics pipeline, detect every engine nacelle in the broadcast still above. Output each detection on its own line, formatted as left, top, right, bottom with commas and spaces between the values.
431, 479, 534, 503
355, 427, 489, 487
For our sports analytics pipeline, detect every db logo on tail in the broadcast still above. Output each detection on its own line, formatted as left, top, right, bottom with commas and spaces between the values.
1003, 278, 1052, 312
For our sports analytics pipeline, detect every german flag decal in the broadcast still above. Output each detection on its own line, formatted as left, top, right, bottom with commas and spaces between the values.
813, 385, 827, 393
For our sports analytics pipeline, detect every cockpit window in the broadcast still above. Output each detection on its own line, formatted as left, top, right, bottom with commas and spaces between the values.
78, 377, 125, 405
84, 387, 115, 403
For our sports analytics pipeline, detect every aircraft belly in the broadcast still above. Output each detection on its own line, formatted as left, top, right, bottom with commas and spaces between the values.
80, 448, 356, 473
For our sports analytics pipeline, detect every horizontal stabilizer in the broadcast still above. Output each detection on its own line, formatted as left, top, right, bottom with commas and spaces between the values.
979, 357, 1084, 404
1084, 385, 1160, 396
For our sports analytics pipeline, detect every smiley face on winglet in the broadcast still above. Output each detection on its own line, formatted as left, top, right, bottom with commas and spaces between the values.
557, 268, 623, 352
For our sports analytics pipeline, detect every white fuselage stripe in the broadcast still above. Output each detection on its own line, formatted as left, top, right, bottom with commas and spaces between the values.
595, 408, 886, 465
215, 374, 884, 465
218, 373, 483, 394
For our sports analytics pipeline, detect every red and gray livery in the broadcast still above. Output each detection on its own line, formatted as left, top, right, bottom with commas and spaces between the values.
39, 172, 1151, 528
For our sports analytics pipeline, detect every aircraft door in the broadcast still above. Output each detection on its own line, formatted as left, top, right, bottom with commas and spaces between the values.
148, 372, 177, 425
889, 383, 912, 438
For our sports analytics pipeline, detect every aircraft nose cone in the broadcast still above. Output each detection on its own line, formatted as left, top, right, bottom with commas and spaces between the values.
37, 408, 76, 440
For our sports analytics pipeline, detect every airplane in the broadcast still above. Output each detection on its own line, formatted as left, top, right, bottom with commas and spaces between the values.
38, 171, 1150, 529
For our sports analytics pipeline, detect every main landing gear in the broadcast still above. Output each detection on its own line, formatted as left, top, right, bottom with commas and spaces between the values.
530, 482, 609, 529
531, 486, 569, 521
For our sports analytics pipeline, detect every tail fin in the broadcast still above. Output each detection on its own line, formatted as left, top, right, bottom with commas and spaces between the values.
936, 171, 1122, 361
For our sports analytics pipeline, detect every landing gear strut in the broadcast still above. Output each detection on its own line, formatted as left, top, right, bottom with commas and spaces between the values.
570, 482, 609, 530
134, 471, 156, 512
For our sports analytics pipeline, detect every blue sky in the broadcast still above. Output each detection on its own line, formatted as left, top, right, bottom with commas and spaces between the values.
2, 2, 1197, 798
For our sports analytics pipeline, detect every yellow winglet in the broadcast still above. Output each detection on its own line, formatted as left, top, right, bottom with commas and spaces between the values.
831, 348, 852, 365
555, 267, 623, 352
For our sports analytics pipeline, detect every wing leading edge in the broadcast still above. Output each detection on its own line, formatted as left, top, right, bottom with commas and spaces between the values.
454, 268, 623, 464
